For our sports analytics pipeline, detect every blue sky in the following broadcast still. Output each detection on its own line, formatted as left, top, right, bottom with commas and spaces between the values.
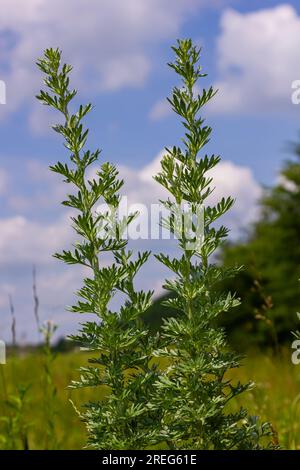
1, 0, 300, 342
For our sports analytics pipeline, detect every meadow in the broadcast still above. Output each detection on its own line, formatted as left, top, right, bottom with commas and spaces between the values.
0, 348, 299, 450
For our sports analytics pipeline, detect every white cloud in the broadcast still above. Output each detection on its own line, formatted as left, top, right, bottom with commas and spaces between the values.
28, 102, 63, 136
209, 160, 262, 231
120, 151, 261, 233
148, 98, 171, 121
0, 215, 72, 266
8, 159, 66, 212
0, 0, 205, 125
99, 54, 150, 91
210, 4, 300, 114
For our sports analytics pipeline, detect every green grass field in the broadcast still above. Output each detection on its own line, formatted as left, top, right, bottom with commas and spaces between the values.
0, 348, 299, 449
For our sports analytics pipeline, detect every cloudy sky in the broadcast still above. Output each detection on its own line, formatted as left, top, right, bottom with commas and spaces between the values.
1, 0, 300, 342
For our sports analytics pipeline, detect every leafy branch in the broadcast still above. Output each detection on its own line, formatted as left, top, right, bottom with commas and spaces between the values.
36, 48, 160, 450
153, 39, 276, 450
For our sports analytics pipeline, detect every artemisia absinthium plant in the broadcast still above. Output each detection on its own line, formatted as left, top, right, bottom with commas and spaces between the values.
36, 49, 160, 450
153, 39, 276, 450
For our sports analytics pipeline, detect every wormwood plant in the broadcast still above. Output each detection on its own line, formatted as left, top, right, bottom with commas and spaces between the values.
152, 39, 275, 449
36, 49, 160, 449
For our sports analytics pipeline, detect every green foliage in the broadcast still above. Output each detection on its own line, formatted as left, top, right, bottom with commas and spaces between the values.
0, 307, 58, 450
0, 351, 91, 450
36, 48, 160, 449
0, 375, 31, 450
4, 349, 300, 449
151, 39, 274, 449
220, 142, 300, 349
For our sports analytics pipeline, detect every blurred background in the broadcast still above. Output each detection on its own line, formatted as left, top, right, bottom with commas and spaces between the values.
1, 0, 300, 450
